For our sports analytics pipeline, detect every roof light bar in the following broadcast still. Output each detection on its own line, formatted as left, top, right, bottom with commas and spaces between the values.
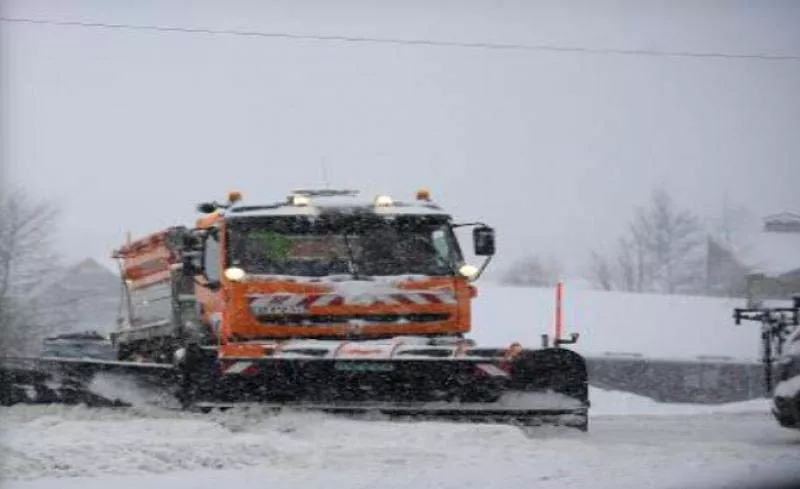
292, 189, 359, 198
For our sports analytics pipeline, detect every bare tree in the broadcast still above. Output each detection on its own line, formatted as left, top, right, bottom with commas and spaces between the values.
501, 254, 562, 287
632, 188, 705, 294
0, 186, 61, 353
584, 188, 706, 295
587, 251, 613, 291
616, 237, 638, 292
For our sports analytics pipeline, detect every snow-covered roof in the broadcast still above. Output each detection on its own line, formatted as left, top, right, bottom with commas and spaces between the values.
763, 212, 800, 233
740, 231, 800, 276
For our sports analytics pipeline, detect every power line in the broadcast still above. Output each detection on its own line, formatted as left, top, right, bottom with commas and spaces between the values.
2, 16, 799, 61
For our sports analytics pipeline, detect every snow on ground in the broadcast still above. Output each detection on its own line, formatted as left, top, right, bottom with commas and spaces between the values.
588, 386, 770, 416
470, 284, 762, 362
1, 285, 792, 488
1, 388, 798, 489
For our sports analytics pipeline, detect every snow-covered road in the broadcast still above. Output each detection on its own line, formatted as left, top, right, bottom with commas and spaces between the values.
2, 389, 798, 489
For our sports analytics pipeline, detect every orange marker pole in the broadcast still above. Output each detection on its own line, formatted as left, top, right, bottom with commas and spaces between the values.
555, 281, 563, 344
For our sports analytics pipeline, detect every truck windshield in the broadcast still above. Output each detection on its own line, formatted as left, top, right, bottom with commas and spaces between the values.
227, 215, 462, 277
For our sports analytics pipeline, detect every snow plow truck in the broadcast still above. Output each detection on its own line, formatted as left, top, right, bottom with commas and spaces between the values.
0, 188, 589, 431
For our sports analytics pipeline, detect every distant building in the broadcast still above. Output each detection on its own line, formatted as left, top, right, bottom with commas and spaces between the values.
743, 213, 800, 303
30, 258, 121, 342
704, 212, 799, 301
704, 236, 751, 297
763, 212, 800, 234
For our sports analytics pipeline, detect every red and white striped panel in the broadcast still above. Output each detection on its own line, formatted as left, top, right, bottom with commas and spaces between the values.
249, 291, 457, 313
475, 363, 510, 378
220, 360, 259, 376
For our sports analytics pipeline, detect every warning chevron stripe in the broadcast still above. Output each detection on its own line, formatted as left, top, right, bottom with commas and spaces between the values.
220, 361, 259, 376
248, 291, 457, 311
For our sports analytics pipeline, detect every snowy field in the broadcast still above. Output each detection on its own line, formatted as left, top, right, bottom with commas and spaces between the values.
470, 284, 762, 361
2, 387, 799, 489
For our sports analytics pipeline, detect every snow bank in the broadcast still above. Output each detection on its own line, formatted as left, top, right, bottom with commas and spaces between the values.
470, 284, 761, 361
87, 373, 181, 409
588, 386, 770, 416
0, 406, 292, 480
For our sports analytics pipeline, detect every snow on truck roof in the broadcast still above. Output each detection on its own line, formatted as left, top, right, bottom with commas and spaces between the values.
221, 189, 451, 218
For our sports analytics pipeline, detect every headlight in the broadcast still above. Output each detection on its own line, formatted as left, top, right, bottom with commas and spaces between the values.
224, 267, 247, 282
290, 194, 311, 206
458, 264, 479, 280
374, 195, 394, 207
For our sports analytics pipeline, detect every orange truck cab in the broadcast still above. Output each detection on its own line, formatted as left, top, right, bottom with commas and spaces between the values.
112, 189, 496, 363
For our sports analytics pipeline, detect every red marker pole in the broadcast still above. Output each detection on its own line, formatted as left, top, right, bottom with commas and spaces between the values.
555, 281, 563, 344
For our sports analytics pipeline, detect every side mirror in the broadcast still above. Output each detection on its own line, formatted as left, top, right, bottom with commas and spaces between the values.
201, 229, 221, 290
197, 202, 217, 214
473, 226, 495, 256
178, 228, 215, 284
182, 254, 201, 276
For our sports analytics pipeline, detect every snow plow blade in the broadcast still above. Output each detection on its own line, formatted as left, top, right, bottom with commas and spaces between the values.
182, 346, 589, 430
0, 356, 179, 407
1, 347, 588, 431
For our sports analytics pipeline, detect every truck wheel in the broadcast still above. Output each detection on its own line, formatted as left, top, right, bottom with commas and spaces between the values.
175, 344, 215, 409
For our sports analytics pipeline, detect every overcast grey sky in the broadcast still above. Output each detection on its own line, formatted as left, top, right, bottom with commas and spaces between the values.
2, 0, 799, 276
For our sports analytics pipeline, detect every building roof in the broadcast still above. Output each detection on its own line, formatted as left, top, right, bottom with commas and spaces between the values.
738, 214, 800, 276
764, 212, 800, 233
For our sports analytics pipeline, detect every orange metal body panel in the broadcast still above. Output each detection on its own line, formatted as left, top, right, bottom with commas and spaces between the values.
114, 230, 180, 290
216, 276, 471, 342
